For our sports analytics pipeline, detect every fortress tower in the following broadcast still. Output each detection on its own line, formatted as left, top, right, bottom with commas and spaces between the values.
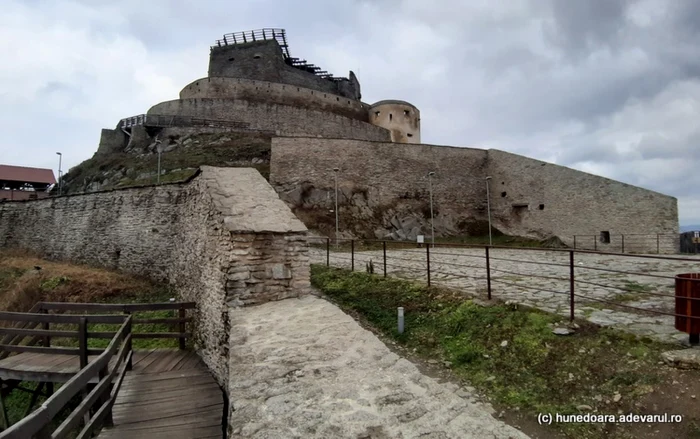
368, 100, 421, 143
208, 29, 361, 100
97, 28, 423, 157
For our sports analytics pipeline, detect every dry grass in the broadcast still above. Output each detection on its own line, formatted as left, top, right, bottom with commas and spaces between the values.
0, 249, 167, 313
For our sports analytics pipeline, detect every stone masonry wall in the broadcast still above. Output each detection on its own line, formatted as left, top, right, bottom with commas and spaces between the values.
0, 166, 310, 385
270, 138, 679, 252
179, 77, 368, 121
208, 39, 360, 100
271, 137, 489, 239
148, 99, 390, 142
487, 149, 679, 252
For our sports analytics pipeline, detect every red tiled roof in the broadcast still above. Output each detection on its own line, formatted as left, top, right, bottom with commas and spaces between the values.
0, 164, 56, 185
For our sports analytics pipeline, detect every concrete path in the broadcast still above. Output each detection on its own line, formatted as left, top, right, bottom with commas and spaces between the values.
227, 295, 529, 439
310, 247, 700, 344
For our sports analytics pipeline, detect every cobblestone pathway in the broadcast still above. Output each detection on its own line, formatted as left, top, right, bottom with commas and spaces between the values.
310, 246, 700, 344
228, 295, 530, 438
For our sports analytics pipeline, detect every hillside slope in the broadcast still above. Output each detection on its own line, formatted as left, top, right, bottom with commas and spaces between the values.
61, 131, 271, 194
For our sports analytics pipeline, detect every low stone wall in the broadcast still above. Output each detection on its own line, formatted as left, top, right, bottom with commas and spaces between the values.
0, 166, 310, 386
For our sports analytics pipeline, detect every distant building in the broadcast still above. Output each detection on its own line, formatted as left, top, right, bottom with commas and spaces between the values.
0, 165, 56, 201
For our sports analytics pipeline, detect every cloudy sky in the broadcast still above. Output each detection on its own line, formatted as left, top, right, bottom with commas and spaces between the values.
1, 0, 699, 225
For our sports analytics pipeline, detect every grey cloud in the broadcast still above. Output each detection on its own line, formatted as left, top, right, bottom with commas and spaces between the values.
3, 0, 700, 223
544, 0, 633, 55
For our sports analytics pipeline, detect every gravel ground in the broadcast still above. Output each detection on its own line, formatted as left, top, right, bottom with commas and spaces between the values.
310, 246, 700, 344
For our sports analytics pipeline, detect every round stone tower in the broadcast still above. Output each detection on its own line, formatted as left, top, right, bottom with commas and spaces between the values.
368, 100, 420, 143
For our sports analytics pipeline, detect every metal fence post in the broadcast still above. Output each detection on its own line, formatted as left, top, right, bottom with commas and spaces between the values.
486, 246, 492, 300
351, 239, 354, 271
573, 235, 577, 250
569, 251, 575, 321
657, 234, 660, 254
383, 241, 387, 278
326, 238, 330, 267
621, 234, 625, 253
426, 244, 431, 287
594, 235, 597, 252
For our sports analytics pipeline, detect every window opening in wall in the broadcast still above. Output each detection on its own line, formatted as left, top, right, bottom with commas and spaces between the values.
538, 204, 545, 210
501, 181, 505, 185
375, 111, 380, 117
404, 110, 410, 116
337, 97, 340, 101
407, 133, 413, 137
228, 57, 234, 62
389, 113, 393, 121
501, 191, 507, 197
600, 231, 611, 243
253, 53, 262, 59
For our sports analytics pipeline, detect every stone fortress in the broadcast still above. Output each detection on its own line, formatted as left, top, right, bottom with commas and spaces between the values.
92, 28, 677, 252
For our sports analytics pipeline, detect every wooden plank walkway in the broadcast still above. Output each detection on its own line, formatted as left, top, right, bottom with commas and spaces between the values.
97, 349, 224, 439
0, 349, 224, 439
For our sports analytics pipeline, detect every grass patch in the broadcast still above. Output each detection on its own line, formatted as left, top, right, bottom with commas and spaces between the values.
622, 281, 654, 294
311, 265, 676, 439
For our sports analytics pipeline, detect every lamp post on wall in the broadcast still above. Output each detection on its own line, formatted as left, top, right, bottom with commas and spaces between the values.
156, 141, 163, 185
485, 176, 493, 246
427, 171, 436, 247
55, 152, 62, 195
333, 168, 340, 245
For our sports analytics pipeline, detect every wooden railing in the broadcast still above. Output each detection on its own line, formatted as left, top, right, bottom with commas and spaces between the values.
0, 301, 196, 437
0, 302, 195, 360
120, 114, 252, 131
0, 315, 132, 439
36, 302, 195, 350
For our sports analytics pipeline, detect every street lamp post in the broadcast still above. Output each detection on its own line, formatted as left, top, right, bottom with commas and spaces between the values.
333, 168, 339, 245
55, 152, 62, 195
485, 176, 493, 246
427, 171, 436, 247
156, 142, 162, 185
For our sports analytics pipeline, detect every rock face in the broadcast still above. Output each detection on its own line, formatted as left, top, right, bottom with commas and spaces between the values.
228, 295, 529, 439
61, 129, 272, 195
661, 348, 700, 369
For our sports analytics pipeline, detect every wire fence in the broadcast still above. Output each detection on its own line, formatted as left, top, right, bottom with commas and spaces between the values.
310, 238, 700, 345
571, 233, 687, 254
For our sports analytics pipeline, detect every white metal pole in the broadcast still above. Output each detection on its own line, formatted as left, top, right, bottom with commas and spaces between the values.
56, 152, 62, 195
156, 143, 162, 185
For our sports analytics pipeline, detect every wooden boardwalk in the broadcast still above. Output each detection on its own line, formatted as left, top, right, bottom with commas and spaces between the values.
0, 349, 224, 439
0, 302, 224, 439
97, 350, 224, 439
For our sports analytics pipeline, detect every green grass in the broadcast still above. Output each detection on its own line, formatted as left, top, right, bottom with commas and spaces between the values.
622, 281, 654, 294
311, 265, 675, 439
